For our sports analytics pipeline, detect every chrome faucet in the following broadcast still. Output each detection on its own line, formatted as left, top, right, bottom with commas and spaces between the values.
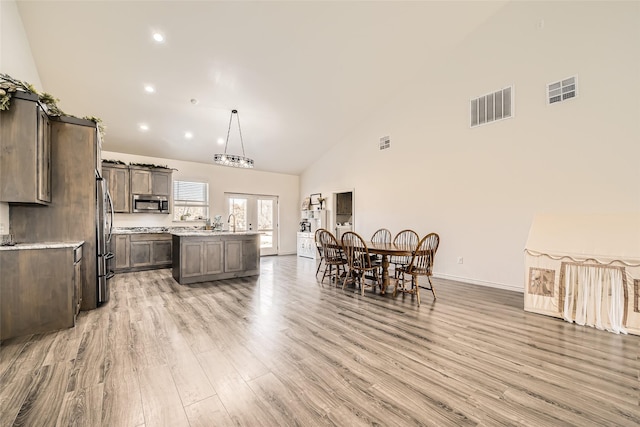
227, 213, 236, 233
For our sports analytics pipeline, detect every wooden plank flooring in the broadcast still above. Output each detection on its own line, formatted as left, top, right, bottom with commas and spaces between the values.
1, 255, 639, 426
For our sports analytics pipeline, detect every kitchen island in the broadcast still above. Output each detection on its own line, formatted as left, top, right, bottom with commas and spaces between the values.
171, 231, 261, 285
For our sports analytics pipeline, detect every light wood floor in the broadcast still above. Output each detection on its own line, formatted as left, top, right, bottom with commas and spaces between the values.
1, 255, 639, 426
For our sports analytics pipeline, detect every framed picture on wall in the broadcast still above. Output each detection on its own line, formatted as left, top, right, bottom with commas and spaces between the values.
310, 193, 322, 206
301, 197, 311, 210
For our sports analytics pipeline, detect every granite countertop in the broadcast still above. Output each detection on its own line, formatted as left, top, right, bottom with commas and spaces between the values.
0, 241, 84, 251
112, 226, 171, 234
171, 231, 262, 237
112, 226, 261, 236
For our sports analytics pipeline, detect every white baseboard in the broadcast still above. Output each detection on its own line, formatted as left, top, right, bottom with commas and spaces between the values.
433, 272, 524, 293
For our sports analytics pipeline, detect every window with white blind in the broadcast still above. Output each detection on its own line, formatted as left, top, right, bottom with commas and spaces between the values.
173, 180, 209, 221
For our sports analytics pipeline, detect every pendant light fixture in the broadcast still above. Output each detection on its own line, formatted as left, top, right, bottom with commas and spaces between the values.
213, 109, 254, 168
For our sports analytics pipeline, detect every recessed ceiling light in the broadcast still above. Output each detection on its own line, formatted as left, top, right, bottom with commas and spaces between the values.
139, 123, 149, 131
144, 85, 155, 93
184, 131, 193, 139
217, 138, 225, 145
153, 32, 164, 43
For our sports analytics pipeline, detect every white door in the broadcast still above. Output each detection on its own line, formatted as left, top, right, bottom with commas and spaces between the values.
226, 193, 278, 256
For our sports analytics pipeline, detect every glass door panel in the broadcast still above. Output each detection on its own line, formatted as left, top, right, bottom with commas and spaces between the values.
226, 193, 278, 256
228, 197, 248, 231
257, 198, 277, 255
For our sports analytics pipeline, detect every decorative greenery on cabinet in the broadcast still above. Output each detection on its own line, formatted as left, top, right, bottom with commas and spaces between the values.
0, 73, 106, 140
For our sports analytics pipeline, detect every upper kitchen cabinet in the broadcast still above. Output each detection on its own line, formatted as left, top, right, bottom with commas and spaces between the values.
0, 92, 51, 204
130, 166, 172, 196
102, 162, 130, 212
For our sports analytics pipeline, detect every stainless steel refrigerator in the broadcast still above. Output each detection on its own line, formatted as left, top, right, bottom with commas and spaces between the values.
96, 172, 114, 303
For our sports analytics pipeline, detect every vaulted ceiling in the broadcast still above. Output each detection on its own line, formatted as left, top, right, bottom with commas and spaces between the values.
17, 1, 508, 174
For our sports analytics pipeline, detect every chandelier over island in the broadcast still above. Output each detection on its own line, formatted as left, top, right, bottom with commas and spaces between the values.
213, 109, 254, 168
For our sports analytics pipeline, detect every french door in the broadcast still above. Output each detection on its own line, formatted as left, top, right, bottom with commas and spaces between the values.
225, 193, 278, 256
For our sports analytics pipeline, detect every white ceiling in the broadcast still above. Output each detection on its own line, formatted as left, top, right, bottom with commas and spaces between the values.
17, 1, 507, 175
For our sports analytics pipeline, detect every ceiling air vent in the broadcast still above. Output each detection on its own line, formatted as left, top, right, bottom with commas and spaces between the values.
548, 76, 577, 104
470, 86, 513, 128
379, 136, 390, 150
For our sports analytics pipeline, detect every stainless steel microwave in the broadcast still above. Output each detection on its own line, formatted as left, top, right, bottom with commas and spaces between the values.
132, 194, 169, 213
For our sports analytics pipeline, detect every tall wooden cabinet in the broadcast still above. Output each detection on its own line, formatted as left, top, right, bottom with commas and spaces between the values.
10, 116, 101, 310
0, 92, 51, 204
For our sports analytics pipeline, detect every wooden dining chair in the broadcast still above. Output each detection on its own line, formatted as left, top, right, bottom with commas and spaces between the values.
394, 233, 440, 305
317, 229, 347, 284
390, 229, 419, 277
341, 231, 380, 296
370, 228, 391, 275
314, 228, 325, 277
371, 228, 392, 244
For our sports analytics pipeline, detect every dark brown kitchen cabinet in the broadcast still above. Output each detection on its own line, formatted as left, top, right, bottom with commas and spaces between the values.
112, 234, 130, 270
130, 167, 152, 194
10, 115, 101, 311
0, 243, 82, 340
130, 166, 172, 196
112, 233, 171, 272
0, 92, 51, 204
102, 163, 130, 212
172, 233, 260, 285
224, 240, 243, 272
152, 171, 171, 196
153, 239, 172, 264
180, 240, 206, 278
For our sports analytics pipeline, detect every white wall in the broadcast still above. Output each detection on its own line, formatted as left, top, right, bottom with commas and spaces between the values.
102, 151, 299, 255
0, 0, 44, 236
300, 1, 640, 291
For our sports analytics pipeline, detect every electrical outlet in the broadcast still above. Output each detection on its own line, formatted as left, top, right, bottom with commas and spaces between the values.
457, 257, 463, 264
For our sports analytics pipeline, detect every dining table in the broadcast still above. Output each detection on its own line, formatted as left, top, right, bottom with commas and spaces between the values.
365, 241, 415, 294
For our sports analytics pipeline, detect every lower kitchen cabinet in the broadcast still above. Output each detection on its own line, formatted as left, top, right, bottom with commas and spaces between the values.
178, 240, 226, 278
112, 233, 172, 273
172, 232, 260, 285
0, 242, 83, 340
113, 234, 130, 270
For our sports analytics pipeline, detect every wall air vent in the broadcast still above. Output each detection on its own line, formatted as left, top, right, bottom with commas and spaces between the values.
379, 136, 390, 150
470, 86, 513, 128
548, 76, 577, 104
